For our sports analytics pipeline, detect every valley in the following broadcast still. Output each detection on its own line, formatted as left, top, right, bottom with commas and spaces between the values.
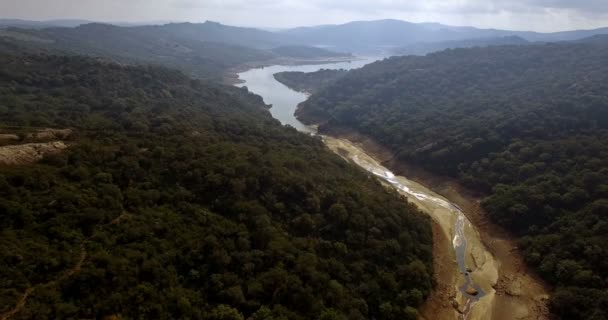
1, 11, 607, 319
236, 60, 549, 320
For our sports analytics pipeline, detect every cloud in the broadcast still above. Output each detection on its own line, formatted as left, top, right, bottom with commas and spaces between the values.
307, 0, 608, 14
528, 0, 608, 12
1, 0, 607, 31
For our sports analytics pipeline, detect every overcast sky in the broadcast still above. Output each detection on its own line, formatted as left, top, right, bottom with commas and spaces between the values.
2, 0, 608, 32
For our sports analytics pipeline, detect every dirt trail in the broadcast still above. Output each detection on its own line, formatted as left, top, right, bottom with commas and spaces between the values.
0, 212, 129, 320
320, 132, 550, 320
0, 245, 86, 320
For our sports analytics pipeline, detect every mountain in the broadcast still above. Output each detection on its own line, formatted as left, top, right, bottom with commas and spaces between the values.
270, 45, 352, 59
392, 36, 529, 56
523, 27, 608, 42
0, 52, 432, 319
136, 21, 293, 49
574, 34, 608, 44
0, 19, 92, 29
0, 23, 278, 81
297, 39, 608, 319
274, 69, 348, 94
0, 22, 357, 82
283, 19, 608, 53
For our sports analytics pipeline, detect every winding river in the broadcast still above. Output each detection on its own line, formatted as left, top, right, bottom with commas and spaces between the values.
236, 59, 496, 320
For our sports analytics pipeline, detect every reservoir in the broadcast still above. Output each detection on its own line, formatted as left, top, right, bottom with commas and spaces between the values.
236, 57, 496, 320
236, 58, 378, 132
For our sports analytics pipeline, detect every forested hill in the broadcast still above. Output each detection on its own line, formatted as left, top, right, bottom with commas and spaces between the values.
0, 53, 433, 320
0, 23, 350, 82
271, 46, 352, 59
392, 36, 529, 56
298, 39, 608, 319
0, 24, 276, 82
274, 69, 348, 94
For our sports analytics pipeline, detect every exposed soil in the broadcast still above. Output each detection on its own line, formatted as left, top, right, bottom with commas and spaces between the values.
320, 126, 551, 320
25, 128, 73, 141
0, 141, 68, 165
0, 128, 73, 166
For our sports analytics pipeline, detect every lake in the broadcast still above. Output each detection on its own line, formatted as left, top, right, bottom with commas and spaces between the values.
236, 58, 380, 132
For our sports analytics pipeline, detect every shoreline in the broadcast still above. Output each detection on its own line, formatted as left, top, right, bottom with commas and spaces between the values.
233, 61, 550, 320
321, 135, 496, 320
224, 56, 360, 85
317, 127, 551, 320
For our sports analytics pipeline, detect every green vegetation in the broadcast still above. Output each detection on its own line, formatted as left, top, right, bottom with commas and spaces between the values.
391, 36, 529, 56
270, 46, 351, 59
0, 23, 356, 84
0, 53, 433, 319
0, 24, 276, 82
298, 39, 608, 319
274, 69, 348, 94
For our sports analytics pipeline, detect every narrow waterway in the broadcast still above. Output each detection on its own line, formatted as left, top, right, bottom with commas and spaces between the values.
236, 58, 377, 132
236, 59, 497, 320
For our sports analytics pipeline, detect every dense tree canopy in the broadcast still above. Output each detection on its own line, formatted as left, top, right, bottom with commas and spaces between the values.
298, 39, 608, 319
0, 25, 275, 82
270, 47, 351, 60
0, 53, 433, 320
274, 69, 348, 94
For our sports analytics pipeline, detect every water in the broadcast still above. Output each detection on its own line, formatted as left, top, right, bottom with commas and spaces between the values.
236, 58, 379, 132
236, 57, 486, 319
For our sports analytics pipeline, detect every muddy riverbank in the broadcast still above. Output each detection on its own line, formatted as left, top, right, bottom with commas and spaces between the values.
322, 136, 498, 320
321, 128, 551, 320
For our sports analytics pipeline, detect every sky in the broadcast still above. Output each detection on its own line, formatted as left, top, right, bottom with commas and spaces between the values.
2, 0, 608, 32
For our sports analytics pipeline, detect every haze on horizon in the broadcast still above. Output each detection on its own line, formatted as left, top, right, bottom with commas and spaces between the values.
2, 0, 608, 32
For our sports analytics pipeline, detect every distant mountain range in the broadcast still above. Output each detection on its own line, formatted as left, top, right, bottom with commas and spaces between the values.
0, 22, 351, 82
392, 36, 530, 56
0, 19, 93, 28
1, 18, 607, 80
0, 19, 180, 28
2, 18, 608, 54
282, 19, 608, 53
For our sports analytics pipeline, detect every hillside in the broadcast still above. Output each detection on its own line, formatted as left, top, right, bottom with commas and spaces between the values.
0, 53, 433, 320
137, 21, 292, 49
298, 40, 608, 319
392, 36, 529, 56
283, 19, 608, 53
274, 69, 348, 94
0, 19, 92, 29
0, 23, 277, 81
270, 46, 352, 59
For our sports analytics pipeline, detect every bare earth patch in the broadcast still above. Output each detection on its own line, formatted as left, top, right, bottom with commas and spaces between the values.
0, 141, 68, 165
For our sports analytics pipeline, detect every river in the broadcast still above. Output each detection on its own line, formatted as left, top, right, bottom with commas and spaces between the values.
236, 59, 498, 320
236, 58, 378, 132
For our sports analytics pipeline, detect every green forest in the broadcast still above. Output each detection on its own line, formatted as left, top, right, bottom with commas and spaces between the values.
0, 53, 434, 319
270, 47, 351, 60
0, 24, 275, 82
0, 23, 352, 84
298, 39, 608, 319
274, 69, 348, 94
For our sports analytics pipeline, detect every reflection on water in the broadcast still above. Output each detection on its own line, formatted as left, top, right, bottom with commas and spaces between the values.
236, 58, 380, 132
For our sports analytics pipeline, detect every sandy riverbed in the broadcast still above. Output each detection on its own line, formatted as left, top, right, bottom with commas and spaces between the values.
323, 136, 498, 320
321, 135, 549, 320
